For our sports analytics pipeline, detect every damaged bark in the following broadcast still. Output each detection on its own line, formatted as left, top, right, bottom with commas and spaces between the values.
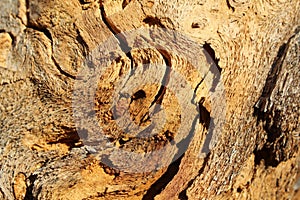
0, 0, 299, 200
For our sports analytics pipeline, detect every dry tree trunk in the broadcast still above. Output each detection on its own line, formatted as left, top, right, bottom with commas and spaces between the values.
0, 0, 299, 199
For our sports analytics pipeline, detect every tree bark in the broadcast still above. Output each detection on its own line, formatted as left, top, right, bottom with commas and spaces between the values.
0, 0, 299, 199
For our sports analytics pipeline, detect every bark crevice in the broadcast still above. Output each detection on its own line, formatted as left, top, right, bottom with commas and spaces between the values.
142, 114, 199, 200
254, 31, 297, 115
25, 1, 77, 80
149, 49, 171, 108
143, 16, 166, 28
203, 42, 221, 73
142, 154, 184, 200
226, 0, 235, 12
122, 0, 132, 9
99, 3, 132, 54
178, 153, 211, 200
0, 29, 16, 47
253, 29, 299, 168
24, 174, 37, 200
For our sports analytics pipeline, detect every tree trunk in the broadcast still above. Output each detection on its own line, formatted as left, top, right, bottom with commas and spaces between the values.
0, 0, 299, 199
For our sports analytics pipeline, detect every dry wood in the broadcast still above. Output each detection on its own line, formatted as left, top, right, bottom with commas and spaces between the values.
0, 0, 299, 199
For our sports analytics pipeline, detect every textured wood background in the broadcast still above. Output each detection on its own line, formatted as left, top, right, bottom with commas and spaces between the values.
0, 0, 299, 199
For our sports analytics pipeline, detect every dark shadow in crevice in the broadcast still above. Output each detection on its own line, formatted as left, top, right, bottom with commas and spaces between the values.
47, 126, 82, 149
132, 90, 146, 100
226, 0, 235, 12
79, 0, 90, 4
203, 42, 222, 93
0, 29, 16, 47
75, 29, 89, 57
142, 114, 199, 200
24, 174, 37, 200
178, 153, 211, 200
122, 0, 132, 9
253, 109, 285, 168
143, 16, 166, 28
99, 3, 131, 53
203, 43, 221, 73
142, 154, 185, 200
253, 31, 298, 168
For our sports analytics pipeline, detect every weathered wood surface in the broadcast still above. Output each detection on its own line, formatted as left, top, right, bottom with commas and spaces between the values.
0, 0, 299, 199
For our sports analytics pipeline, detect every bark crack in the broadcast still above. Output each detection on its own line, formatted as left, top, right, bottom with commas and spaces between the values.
0, 78, 27, 86
25, 0, 30, 25
142, 114, 199, 200
135, 48, 172, 126
26, 26, 76, 79
142, 155, 185, 200
150, 49, 171, 107
178, 153, 211, 200
136, 0, 147, 17
253, 30, 299, 168
75, 28, 90, 57
203, 42, 221, 73
0, 29, 16, 47
226, 0, 235, 12
99, 2, 133, 65
51, 55, 77, 80
46, 126, 83, 149
254, 33, 295, 115
24, 174, 37, 200
122, 0, 132, 9
192, 73, 208, 104
25, 1, 76, 80
143, 16, 166, 28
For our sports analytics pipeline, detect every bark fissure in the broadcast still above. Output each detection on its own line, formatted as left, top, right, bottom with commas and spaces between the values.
254, 33, 295, 115
0, 29, 16, 46
47, 126, 85, 149
226, 0, 235, 12
192, 73, 208, 103
150, 49, 171, 107
0, 188, 4, 199
0, 78, 27, 86
142, 154, 184, 200
135, 48, 172, 128
25, 26, 77, 79
99, 1, 135, 88
136, 0, 147, 17
2, 0, 300, 199
75, 28, 89, 57
198, 97, 211, 130
143, 16, 166, 28
25, 0, 51, 41
24, 174, 37, 200
122, 0, 132, 9
253, 30, 299, 168
142, 114, 199, 200
178, 153, 211, 200
99, 3, 132, 54
51, 55, 77, 79
203, 42, 221, 73
25, 2, 76, 80
25, 0, 30, 26
79, 0, 89, 4
253, 121, 283, 167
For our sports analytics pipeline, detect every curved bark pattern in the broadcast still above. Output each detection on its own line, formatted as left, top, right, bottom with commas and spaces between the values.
0, 0, 299, 199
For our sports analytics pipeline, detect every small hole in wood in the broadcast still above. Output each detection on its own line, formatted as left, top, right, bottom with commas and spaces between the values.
132, 90, 146, 100
191, 22, 201, 28
237, 187, 242, 193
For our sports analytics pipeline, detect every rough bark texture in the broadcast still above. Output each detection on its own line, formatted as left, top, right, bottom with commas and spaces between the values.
0, 0, 299, 200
